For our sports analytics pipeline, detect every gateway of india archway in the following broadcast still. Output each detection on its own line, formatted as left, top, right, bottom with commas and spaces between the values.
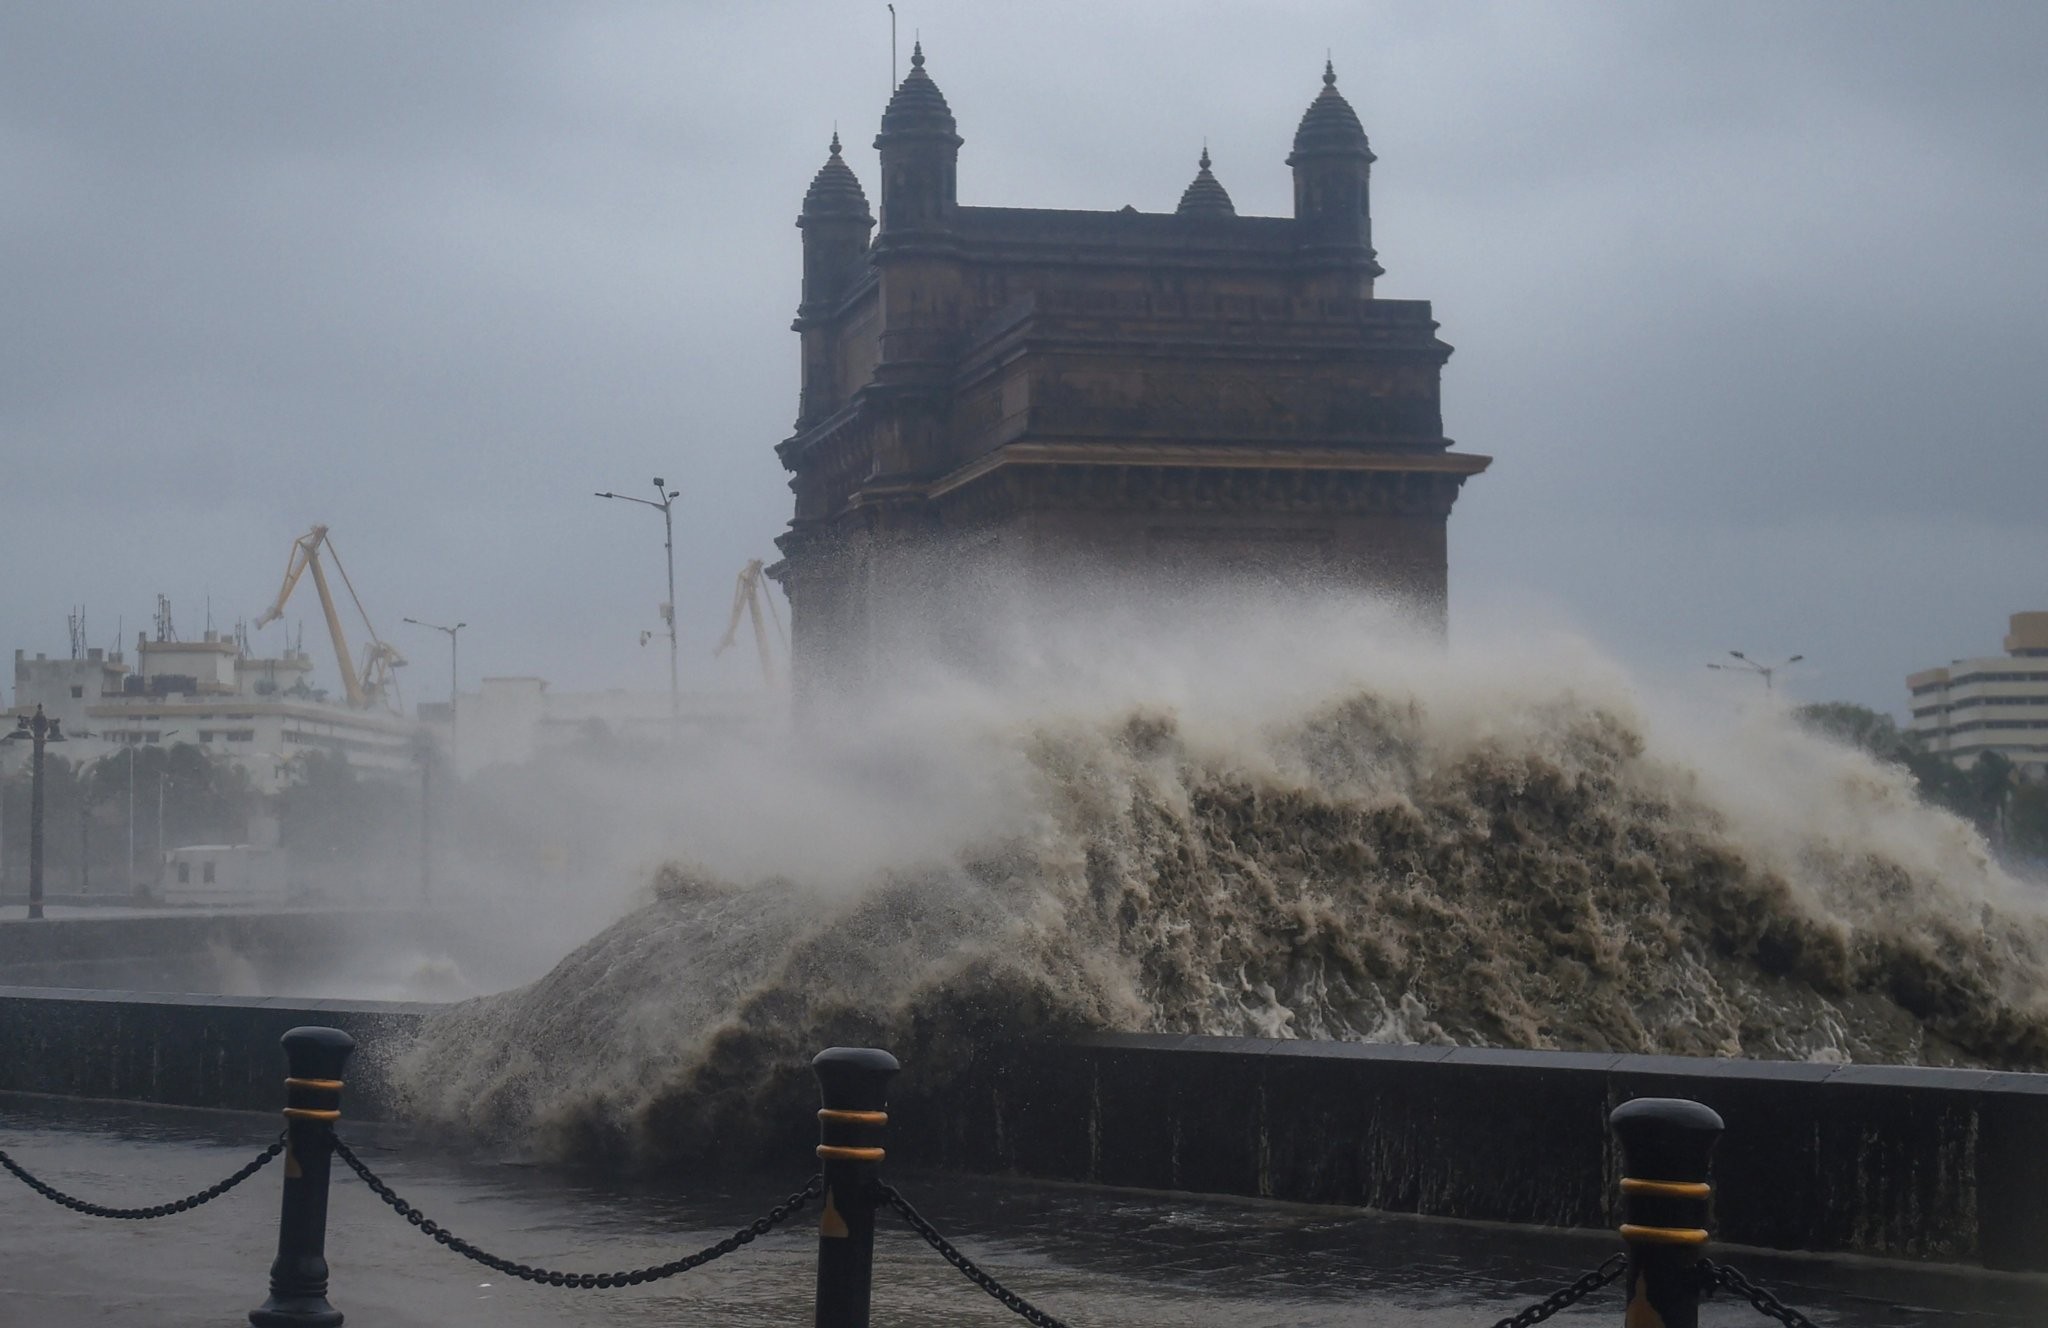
769, 49, 1490, 703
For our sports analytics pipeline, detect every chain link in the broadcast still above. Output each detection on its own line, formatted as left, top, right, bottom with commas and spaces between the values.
332, 1135, 819, 1289
1483, 1252, 1629, 1328
0, 1134, 285, 1220
1703, 1259, 1823, 1328
881, 1183, 1077, 1328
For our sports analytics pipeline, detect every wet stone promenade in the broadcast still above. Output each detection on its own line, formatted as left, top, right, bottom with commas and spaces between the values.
2, 1095, 2043, 1328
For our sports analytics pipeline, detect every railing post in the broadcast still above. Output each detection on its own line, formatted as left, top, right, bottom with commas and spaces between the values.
249, 1026, 356, 1328
812, 1046, 899, 1328
1610, 1097, 1723, 1328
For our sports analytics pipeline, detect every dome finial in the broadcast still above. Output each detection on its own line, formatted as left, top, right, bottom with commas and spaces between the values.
1178, 141, 1235, 218
801, 130, 872, 221
911, 39, 924, 70
1290, 55, 1371, 164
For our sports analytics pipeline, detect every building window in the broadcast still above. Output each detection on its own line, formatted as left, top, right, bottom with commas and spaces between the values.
203, 862, 216, 885
69, 685, 83, 699
177, 862, 191, 884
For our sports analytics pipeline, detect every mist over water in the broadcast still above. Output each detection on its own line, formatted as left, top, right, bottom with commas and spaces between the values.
400, 582, 2048, 1162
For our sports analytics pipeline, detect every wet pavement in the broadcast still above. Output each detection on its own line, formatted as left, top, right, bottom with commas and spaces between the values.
2, 1094, 2044, 1327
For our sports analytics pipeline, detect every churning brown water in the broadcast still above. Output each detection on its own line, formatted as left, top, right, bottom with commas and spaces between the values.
397, 596, 2048, 1161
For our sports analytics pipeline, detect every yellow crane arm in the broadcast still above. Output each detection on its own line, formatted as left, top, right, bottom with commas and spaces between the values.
714, 559, 787, 688
714, 563, 753, 659
303, 543, 367, 709
254, 525, 367, 709
253, 530, 314, 630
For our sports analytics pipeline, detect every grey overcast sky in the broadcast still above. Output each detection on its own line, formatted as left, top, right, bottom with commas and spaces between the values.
3, 2, 2044, 714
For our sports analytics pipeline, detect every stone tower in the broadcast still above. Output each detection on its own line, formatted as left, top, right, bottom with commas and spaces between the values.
773, 54, 1490, 703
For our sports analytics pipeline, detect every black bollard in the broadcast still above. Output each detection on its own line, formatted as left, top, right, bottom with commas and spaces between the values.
812, 1046, 900, 1328
1610, 1096, 1724, 1328
249, 1027, 357, 1328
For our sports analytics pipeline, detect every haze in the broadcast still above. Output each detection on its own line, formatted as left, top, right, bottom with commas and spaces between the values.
4, 2, 2043, 711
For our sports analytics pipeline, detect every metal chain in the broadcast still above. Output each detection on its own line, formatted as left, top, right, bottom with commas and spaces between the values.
1703, 1260, 1823, 1328
881, 1183, 1076, 1328
1485, 1252, 1629, 1328
0, 1134, 285, 1220
332, 1135, 820, 1289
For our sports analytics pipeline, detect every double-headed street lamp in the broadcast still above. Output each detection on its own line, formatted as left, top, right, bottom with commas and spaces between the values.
1707, 650, 1805, 694
402, 618, 465, 767
596, 477, 681, 741
2, 706, 67, 920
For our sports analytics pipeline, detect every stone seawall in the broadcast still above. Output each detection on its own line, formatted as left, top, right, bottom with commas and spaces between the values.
0, 988, 434, 1120
0, 914, 446, 975
915, 1034, 2048, 1273
2, 990, 2043, 1271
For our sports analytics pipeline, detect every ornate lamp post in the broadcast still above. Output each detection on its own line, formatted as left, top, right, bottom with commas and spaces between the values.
2, 706, 67, 920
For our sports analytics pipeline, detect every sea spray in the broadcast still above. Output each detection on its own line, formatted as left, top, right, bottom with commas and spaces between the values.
398, 595, 2048, 1161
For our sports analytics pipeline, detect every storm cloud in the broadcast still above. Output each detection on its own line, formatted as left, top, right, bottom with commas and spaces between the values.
3, 2, 2043, 709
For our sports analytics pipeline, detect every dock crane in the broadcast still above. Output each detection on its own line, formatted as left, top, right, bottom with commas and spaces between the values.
254, 524, 406, 712
713, 559, 788, 688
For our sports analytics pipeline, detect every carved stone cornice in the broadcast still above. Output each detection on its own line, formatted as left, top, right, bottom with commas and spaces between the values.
927, 462, 1474, 527
927, 440, 1489, 499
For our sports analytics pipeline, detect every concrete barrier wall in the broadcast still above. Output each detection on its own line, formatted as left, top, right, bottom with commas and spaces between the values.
0, 908, 449, 972
0, 988, 432, 1120
4, 990, 2044, 1271
908, 1034, 2048, 1273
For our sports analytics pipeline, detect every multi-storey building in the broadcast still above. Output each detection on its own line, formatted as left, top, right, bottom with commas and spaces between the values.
772, 50, 1490, 702
1906, 613, 2048, 775
9, 632, 417, 793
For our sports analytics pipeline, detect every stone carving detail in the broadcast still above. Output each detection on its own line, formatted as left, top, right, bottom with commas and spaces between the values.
1026, 368, 1442, 441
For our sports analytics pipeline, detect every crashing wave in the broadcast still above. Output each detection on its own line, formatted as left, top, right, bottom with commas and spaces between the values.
397, 604, 2048, 1161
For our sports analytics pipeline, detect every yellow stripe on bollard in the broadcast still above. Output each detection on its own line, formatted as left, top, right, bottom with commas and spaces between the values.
1618, 1223, 1711, 1246
815, 1145, 885, 1163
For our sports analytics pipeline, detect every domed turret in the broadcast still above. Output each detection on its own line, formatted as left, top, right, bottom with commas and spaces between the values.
1289, 60, 1373, 163
878, 41, 959, 139
801, 131, 872, 221
1176, 146, 1236, 219
1287, 61, 1381, 281
873, 42, 962, 244
797, 132, 874, 319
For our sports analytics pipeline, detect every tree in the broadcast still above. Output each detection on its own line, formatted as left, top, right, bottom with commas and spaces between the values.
1794, 702, 2029, 846
1792, 702, 1914, 763
84, 743, 257, 853
274, 749, 408, 863
2011, 779, 2048, 864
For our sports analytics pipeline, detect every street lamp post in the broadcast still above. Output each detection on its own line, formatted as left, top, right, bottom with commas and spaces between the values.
127, 743, 134, 891
1707, 650, 1805, 694
402, 618, 465, 768
596, 478, 682, 742
3, 706, 68, 920
135, 730, 179, 895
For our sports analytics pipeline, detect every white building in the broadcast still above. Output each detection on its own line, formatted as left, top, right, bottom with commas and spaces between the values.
159, 843, 287, 906
1907, 612, 2048, 776
10, 632, 417, 793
